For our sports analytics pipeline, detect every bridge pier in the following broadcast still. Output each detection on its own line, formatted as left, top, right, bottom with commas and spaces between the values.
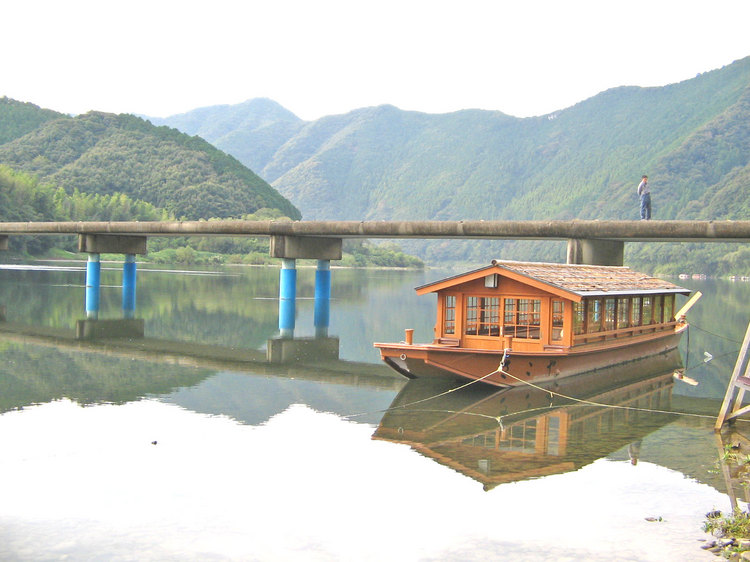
566, 239, 624, 266
0, 235, 7, 251
79, 234, 147, 326
314, 260, 331, 337
271, 236, 341, 339
78, 234, 147, 255
122, 254, 137, 319
85, 254, 101, 319
279, 258, 297, 338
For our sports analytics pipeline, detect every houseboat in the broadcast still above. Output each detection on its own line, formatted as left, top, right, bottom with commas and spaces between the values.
374, 260, 695, 388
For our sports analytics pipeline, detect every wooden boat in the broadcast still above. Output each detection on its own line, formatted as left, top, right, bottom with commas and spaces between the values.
374, 260, 695, 388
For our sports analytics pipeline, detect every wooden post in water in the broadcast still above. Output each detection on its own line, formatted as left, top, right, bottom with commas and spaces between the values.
715, 320, 750, 430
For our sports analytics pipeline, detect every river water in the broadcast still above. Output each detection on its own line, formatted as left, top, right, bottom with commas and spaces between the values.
0, 261, 748, 561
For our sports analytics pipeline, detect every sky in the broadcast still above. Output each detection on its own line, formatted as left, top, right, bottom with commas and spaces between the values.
3, 0, 750, 121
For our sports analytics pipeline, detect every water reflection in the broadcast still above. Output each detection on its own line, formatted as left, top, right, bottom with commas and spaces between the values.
0, 326, 404, 416
374, 350, 683, 489
2, 264, 750, 560
715, 429, 750, 511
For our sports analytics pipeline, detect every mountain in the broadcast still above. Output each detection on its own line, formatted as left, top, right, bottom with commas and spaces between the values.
148, 98, 306, 177
0, 108, 301, 221
0, 97, 64, 145
154, 59, 750, 224
150, 57, 750, 269
3, 57, 749, 271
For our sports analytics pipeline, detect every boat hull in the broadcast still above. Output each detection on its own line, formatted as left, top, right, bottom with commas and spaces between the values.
375, 326, 685, 388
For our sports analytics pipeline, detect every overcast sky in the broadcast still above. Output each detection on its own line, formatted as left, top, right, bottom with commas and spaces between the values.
3, 0, 749, 121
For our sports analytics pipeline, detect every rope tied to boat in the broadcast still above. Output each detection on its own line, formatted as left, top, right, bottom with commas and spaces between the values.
493, 366, 742, 425
343, 365, 505, 420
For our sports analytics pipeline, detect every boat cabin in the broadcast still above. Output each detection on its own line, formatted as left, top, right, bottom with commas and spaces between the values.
418, 260, 691, 354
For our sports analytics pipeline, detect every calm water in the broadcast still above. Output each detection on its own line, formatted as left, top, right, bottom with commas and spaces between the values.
1, 260, 749, 561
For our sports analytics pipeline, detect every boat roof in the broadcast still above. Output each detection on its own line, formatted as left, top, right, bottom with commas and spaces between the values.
416, 260, 691, 299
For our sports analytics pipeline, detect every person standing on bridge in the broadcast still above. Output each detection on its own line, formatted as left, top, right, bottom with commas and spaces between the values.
637, 175, 651, 220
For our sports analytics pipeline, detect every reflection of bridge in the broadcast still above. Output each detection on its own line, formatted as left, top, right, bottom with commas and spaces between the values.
3, 317, 738, 496
0, 320, 405, 392
3, 219, 750, 336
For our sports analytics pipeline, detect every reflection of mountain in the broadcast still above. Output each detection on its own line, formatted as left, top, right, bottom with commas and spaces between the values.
374, 350, 683, 490
0, 322, 405, 422
0, 341, 210, 413
162, 371, 400, 426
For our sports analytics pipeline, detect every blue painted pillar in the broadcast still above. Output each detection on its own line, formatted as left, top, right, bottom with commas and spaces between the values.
279, 258, 297, 338
314, 259, 331, 337
85, 253, 101, 319
122, 254, 137, 319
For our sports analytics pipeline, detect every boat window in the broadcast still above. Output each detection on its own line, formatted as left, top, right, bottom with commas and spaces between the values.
444, 295, 456, 335
631, 297, 642, 326
604, 298, 616, 331
573, 301, 585, 335
504, 298, 541, 339
498, 419, 538, 453
551, 300, 564, 341
464, 296, 500, 336
587, 298, 602, 333
616, 297, 630, 329
546, 416, 561, 456
642, 296, 653, 325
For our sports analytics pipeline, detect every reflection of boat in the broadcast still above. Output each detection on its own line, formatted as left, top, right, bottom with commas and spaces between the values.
373, 350, 682, 490
375, 260, 693, 388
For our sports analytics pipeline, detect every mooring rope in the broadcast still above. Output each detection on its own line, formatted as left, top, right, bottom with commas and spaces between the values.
491, 367, 723, 424
346, 321, 749, 425
346, 359, 750, 428
691, 322, 746, 345
343, 367, 503, 420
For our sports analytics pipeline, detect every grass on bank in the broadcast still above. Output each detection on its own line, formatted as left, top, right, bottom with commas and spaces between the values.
702, 445, 750, 556
2, 240, 425, 269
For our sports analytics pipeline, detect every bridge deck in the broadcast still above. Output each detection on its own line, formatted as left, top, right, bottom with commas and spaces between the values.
1, 219, 750, 242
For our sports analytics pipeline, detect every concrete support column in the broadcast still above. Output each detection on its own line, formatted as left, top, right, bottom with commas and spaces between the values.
270, 236, 342, 260
0, 236, 8, 251
279, 258, 297, 338
85, 253, 101, 319
566, 239, 624, 266
122, 254, 137, 319
314, 259, 331, 338
78, 234, 147, 255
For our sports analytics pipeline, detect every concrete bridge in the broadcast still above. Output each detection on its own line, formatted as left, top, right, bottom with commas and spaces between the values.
1, 219, 750, 265
2, 219, 749, 337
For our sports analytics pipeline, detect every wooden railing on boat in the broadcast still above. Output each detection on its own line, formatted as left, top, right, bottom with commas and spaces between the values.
573, 321, 679, 346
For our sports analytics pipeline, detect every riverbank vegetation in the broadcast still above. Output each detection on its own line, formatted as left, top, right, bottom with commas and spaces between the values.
702, 444, 750, 557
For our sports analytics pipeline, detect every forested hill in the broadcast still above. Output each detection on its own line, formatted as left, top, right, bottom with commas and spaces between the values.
0, 101, 301, 221
0, 97, 66, 146
150, 57, 750, 272
147, 98, 306, 175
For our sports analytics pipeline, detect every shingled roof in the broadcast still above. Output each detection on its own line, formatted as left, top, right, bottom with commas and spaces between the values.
417, 260, 690, 297
491, 260, 690, 296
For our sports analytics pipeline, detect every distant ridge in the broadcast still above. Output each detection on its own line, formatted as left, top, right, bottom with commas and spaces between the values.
149, 98, 306, 174
151, 57, 750, 228
147, 57, 750, 270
